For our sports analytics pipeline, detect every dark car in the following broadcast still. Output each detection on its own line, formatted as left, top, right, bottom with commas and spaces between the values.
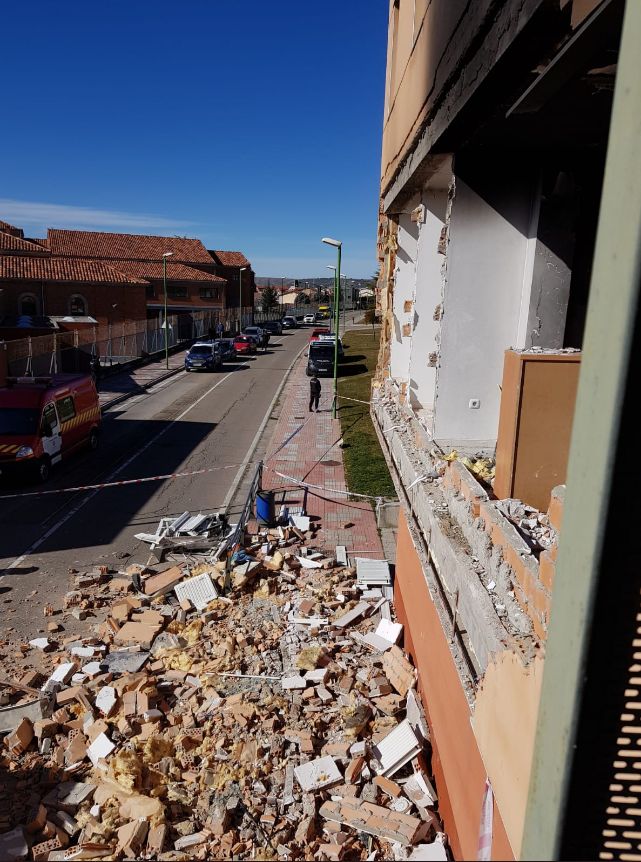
282, 316, 297, 329
307, 341, 335, 377
185, 342, 223, 372
263, 320, 283, 336
243, 326, 269, 347
214, 338, 236, 361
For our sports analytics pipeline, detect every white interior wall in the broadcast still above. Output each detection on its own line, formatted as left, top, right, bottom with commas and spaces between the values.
408, 186, 448, 424
390, 207, 419, 384
433, 175, 534, 451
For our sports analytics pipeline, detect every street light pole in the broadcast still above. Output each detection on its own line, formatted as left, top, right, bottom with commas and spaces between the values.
238, 266, 247, 332
322, 237, 342, 419
162, 252, 173, 369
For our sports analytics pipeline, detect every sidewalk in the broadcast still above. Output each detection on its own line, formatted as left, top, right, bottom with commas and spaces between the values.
97, 350, 186, 410
261, 352, 384, 558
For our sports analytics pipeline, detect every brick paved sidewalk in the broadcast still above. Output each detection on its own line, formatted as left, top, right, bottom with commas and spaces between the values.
261, 353, 384, 559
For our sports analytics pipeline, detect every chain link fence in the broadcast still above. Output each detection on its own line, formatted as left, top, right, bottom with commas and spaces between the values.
4, 307, 285, 378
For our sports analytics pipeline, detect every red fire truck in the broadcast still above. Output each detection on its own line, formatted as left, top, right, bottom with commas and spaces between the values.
0, 374, 101, 482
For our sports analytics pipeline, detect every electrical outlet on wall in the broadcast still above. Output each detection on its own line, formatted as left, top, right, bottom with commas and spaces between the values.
469, 398, 481, 409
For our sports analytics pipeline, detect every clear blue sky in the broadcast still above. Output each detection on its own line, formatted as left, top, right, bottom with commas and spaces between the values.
0, 1, 387, 278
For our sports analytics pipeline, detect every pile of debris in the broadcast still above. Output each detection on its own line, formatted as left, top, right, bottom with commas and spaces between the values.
495, 498, 557, 553
0, 516, 448, 861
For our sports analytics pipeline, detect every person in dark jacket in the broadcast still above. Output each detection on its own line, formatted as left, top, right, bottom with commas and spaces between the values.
309, 375, 321, 412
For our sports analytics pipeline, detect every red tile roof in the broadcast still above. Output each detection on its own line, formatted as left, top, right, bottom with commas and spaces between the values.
0, 256, 148, 285
0, 233, 50, 254
110, 260, 226, 282
0, 220, 23, 234
212, 250, 251, 267
48, 229, 214, 264
25, 238, 49, 249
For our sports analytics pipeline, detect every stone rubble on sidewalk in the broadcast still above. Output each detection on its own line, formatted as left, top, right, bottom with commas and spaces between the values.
0, 512, 449, 860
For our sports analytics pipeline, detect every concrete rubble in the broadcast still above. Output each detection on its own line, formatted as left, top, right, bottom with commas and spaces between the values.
0, 512, 448, 860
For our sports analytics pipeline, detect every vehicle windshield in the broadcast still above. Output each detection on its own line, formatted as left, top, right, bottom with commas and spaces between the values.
189, 345, 213, 356
235, 336, 249, 343
0, 408, 40, 436
310, 344, 334, 358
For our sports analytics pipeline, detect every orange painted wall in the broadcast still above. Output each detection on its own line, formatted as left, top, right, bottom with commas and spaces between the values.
394, 509, 514, 861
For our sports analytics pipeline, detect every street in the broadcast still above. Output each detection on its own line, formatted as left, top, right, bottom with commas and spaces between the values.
0, 327, 309, 640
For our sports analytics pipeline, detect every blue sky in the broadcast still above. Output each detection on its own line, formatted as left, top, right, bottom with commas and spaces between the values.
1, 1, 387, 278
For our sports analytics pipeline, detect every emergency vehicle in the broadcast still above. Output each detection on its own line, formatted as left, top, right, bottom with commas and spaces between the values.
0, 373, 101, 482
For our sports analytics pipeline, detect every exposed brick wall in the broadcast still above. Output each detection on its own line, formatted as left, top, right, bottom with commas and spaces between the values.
0, 280, 147, 326
445, 461, 564, 644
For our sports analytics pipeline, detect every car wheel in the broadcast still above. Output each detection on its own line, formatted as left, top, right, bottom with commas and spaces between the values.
37, 457, 51, 483
88, 430, 99, 451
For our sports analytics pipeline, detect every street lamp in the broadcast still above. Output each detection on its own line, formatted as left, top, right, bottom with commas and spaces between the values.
321, 237, 342, 418
238, 266, 247, 333
162, 252, 173, 369
341, 274, 348, 333
326, 265, 337, 331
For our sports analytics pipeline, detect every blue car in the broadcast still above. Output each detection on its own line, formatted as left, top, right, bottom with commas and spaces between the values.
185, 342, 223, 372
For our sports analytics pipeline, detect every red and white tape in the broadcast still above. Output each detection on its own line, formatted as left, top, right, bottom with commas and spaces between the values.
0, 462, 245, 500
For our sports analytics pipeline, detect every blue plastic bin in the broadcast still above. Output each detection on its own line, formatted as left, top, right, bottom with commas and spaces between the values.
255, 490, 275, 526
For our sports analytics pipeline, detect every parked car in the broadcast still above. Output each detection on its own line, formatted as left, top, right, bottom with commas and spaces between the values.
213, 338, 236, 361
317, 334, 344, 357
233, 335, 257, 355
309, 327, 330, 344
185, 342, 223, 373
243, 325, 269, 347
307, 341, 335, 377
263, 320, 283, 336
303, 314, 315, 325
282, 316, 297, 329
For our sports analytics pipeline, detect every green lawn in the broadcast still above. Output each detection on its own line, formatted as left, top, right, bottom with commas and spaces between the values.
337, 328, 396, 499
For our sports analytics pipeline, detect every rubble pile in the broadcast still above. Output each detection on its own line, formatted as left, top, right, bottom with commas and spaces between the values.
495, 498, 557, 553
0, 520, 448, 861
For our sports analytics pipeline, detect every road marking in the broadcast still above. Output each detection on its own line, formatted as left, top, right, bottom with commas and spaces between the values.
1, 371, 235, 576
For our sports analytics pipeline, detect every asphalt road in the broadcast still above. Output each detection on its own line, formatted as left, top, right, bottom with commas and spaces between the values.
0, 328, 309, 641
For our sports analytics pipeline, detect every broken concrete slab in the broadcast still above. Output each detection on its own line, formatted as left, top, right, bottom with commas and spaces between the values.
294, 756, 343, 792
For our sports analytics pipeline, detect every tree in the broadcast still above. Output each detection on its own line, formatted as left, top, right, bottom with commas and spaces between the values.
260, 286, 279, 312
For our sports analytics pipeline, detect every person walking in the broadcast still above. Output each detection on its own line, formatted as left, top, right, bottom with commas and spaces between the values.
309, 374, 321, 413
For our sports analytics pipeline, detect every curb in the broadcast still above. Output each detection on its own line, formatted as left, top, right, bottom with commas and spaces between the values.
221, 342, 309, 512
100, 365, 184, 413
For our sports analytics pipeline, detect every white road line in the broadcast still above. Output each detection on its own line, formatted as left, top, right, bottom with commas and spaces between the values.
1, 371, 236, 576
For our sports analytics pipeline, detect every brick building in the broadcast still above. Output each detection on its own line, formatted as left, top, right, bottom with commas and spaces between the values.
0, 221, 256, 326
0, 223, 147, 325
372, 1, 629, 859
206, 249, 255, 309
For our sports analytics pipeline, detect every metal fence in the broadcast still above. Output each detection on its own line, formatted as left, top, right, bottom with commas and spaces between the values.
3, 307, 286, 378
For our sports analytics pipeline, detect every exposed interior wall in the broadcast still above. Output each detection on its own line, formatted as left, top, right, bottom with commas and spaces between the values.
394, 509, 515, 861
390, 208, 419, 387
433, 161, 536, 451
472, 651, 544, 858
408, 182, 449, 421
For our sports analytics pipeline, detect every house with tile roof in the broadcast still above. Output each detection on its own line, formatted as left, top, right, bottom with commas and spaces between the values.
0, 223, 148, 325
206, 249, 256, 310
46, 229, 232, 319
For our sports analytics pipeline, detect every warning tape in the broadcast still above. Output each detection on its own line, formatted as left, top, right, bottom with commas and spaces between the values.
0, 462, 246, 500
268, 467, 380, 502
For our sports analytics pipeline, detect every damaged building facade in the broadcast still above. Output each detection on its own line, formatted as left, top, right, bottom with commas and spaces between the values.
373, 0, 628, 859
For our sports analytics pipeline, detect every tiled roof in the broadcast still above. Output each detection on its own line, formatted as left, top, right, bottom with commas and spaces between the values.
0, 219, 23, 234
212, 250, 251, 267
110, 260, 226, 282
0, 233, 50, 254
48, 229, 214, 264
0, 256, 148, 285
25, 238, 49, 249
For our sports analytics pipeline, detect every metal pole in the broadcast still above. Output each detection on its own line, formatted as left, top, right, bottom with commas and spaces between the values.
163, 256, 169, 369
332, 245, 341, 419
238, 269, 242, 333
